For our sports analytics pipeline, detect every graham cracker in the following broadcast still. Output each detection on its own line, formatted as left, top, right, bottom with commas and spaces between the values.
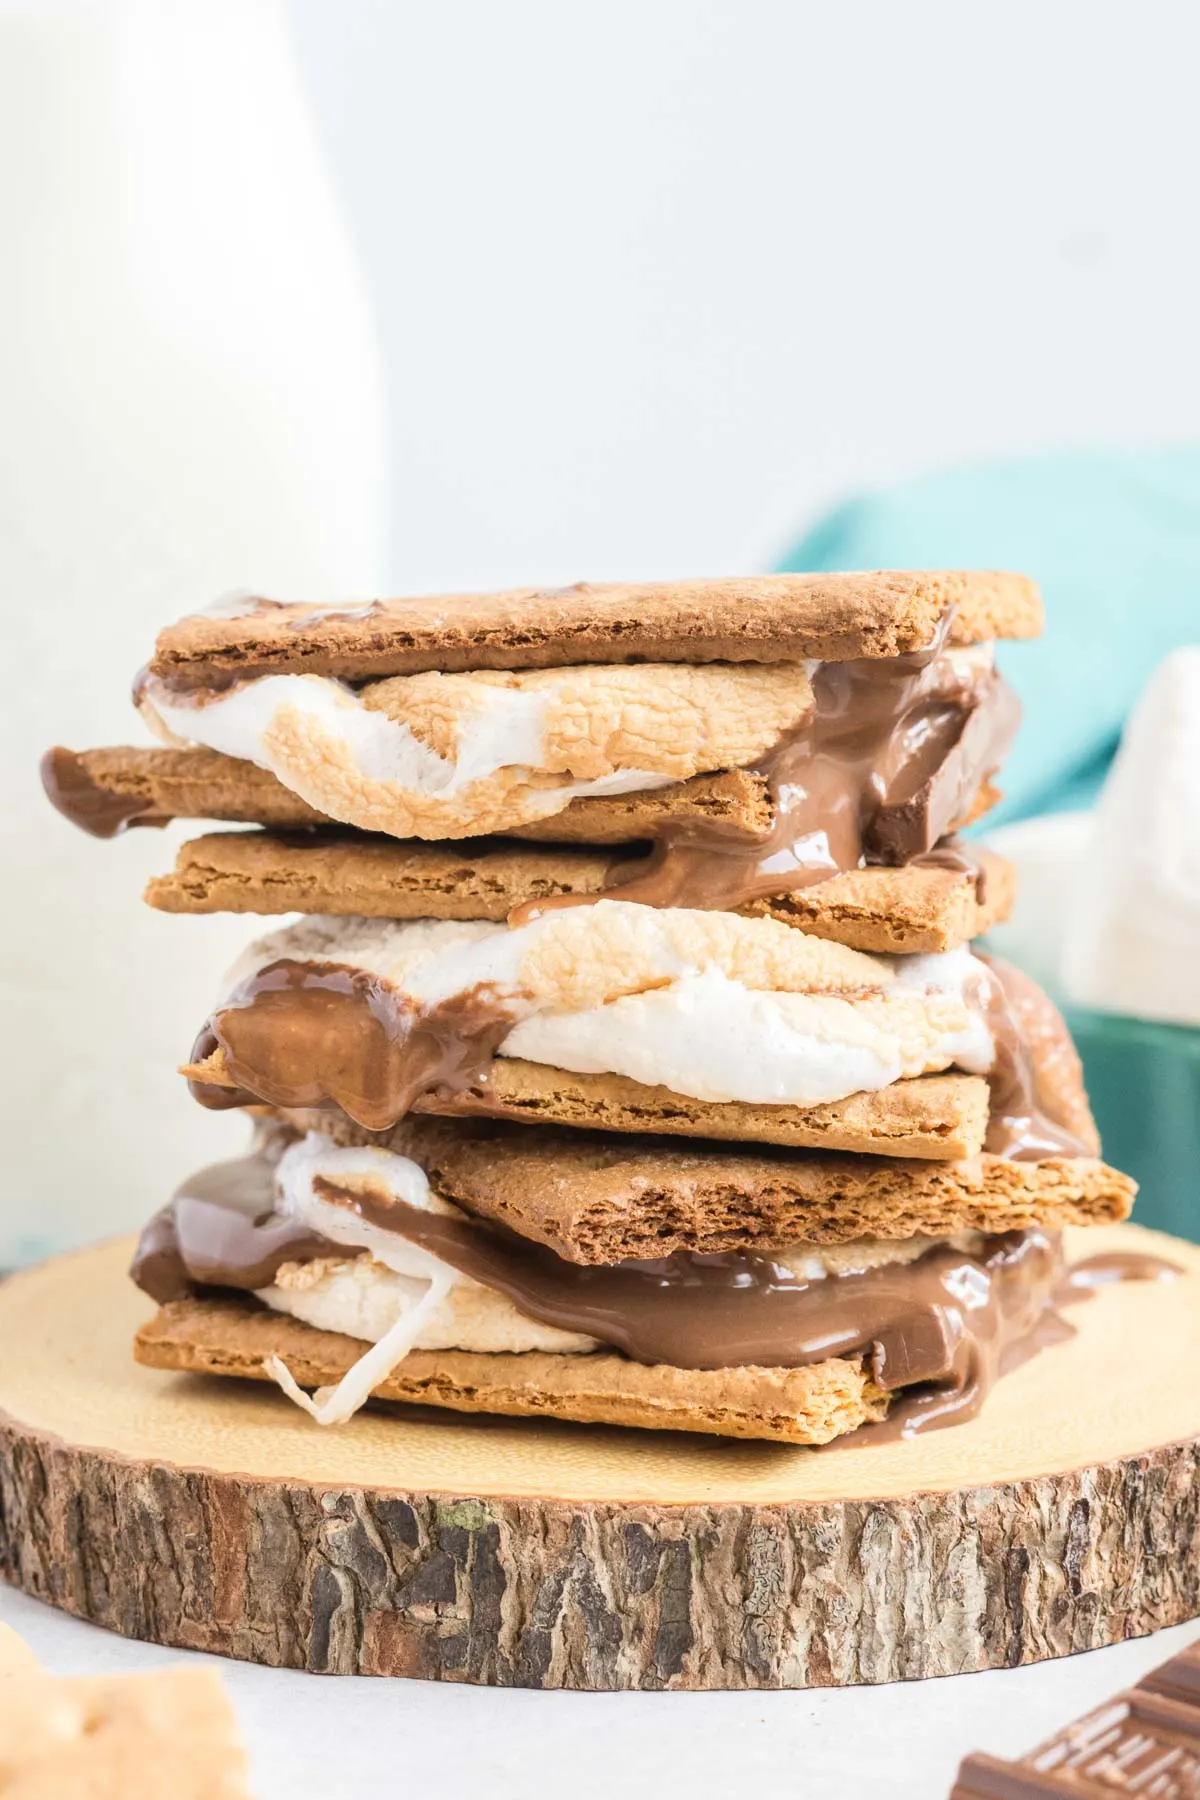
45, 745, 332, 832
45, 745, 999, 849
279, 1109, 1137, 1261
149, 571, 1043, 686
134, 1293, 886, 1445
146, 828, 1015, 954
0, 1665, 250, 1799
0, 1622, 40, 1678
748, 847, 1013, 952
186, 1047, 993, 1160
518, 771, 998, 846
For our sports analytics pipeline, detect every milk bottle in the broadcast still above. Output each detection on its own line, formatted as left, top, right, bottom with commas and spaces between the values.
1, 0, 385, 1259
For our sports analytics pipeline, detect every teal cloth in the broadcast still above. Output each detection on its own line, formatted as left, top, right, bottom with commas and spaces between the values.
1063, 1012, 1200, 1241
779, 447, 1200, 822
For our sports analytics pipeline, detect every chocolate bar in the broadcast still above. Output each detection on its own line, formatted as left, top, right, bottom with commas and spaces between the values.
950, 1637, 1200, 1795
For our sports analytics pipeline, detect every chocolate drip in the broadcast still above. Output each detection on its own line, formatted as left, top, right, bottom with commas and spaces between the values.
975, 957, 1095, 1162
202, 960, 518, 1132
326, 1183, 1062, 1415
513, 631, 1018, 922
131, 1144, 333, 1304
1064, 1250, 1181, 1290
40, 746, 168, 839
911, 836, 990, 901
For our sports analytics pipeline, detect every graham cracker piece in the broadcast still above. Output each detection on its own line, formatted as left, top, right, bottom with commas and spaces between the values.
415, 1065, 993, 1159
146, 830, 619, 918
145, 828, 1015, 953
746, 845, 1014, 952
41, 747, 794, 839
47, 745, 1000, 856
517, 771, 1000, 845
133, 1293, 886, 1445
44, 745, 332, 833
149, 571, 1043, 686
186, 1045, 993, 1160
281, 1108, 1138, 1261
0, 1622, 40, 1678
519, 763, 775, 840
0, 1664, 250, 1799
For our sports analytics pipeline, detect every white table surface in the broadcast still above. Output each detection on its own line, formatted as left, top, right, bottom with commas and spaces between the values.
4, 1582, 1197, 1800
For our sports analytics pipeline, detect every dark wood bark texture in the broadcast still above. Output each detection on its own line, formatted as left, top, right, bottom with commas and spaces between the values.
2, 1411, 1197, 1690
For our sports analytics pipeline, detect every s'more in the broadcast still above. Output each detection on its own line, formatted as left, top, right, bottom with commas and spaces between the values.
45, 571, 1137, 1445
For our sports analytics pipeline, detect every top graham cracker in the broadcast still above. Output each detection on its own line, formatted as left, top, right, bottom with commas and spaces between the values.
149, 571, 1043, 685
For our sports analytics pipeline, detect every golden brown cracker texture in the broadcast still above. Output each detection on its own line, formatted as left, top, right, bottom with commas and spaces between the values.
149, 571, 1043, 685
134, 1294, 887, 1445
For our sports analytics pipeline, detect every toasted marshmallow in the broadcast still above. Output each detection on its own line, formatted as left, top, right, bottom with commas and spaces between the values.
139, 660, 814, 838
215, 901, 995, 1112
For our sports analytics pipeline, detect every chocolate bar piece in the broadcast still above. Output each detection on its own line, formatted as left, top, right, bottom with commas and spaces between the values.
950, 1638, 1200, 1795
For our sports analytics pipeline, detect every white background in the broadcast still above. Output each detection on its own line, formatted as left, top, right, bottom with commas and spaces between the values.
292, 0, 1200, 587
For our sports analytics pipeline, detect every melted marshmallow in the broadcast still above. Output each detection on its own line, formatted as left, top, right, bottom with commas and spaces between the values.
219, 909, 996, 1113
143, 669, 675, 802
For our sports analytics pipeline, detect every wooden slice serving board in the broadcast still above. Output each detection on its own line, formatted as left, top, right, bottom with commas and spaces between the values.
1, 1224, 1199, 1691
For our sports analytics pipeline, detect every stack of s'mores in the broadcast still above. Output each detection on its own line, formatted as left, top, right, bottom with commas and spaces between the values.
44, 573, 1135, 1445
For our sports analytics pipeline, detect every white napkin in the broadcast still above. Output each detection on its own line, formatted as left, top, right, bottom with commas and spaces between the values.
1062, 646, 1200, 1027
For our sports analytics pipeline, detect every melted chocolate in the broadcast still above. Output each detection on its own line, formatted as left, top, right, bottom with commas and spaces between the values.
848, 1243, 1180, 1446
201, 960, 518, 1132
135, 1147, 1177, 1438
327, 1185, 1062, 1410
1063, 1249, 1181, 1290
974, 957, 1094, 1162
130, 1144, 333, 1304
512, 629, 1018, 923
40, 746, 168, 839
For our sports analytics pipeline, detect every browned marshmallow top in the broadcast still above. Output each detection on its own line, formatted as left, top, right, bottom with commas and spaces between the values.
181, 897, 1094, 1166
